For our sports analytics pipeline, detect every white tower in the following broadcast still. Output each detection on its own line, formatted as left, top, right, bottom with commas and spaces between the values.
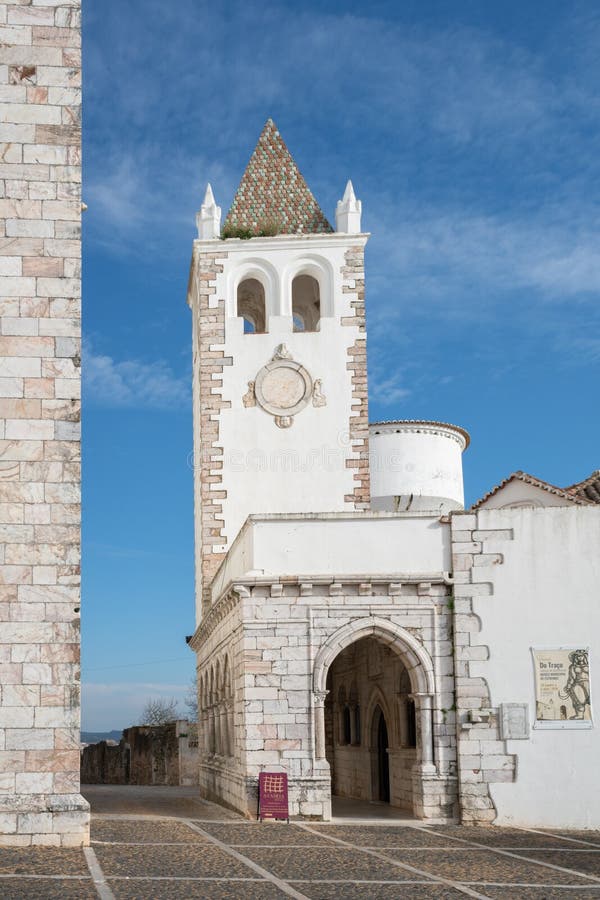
187, 120, 370, 617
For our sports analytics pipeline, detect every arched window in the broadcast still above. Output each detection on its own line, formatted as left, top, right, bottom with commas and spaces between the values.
237, 277, 266, 334
292, 274, 320, 332
353, 705, 361, 746
406, 698, 417, 748
343, 706, 352, 745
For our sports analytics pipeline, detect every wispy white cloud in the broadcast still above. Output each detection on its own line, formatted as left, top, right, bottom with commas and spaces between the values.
83, 344, 190, 411
369, 368, 412, 407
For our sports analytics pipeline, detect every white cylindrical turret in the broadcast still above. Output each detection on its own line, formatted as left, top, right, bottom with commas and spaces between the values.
369, 420, 469, 513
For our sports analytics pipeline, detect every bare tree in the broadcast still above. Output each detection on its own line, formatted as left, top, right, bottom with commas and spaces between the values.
140, 697, 179, 726
183, 675, 198, 722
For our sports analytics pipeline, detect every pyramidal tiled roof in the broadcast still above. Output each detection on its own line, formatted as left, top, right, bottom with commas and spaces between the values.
223, 119, 333, 237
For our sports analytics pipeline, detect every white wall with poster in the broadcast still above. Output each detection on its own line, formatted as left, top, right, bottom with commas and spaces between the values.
470, 505, 600, 828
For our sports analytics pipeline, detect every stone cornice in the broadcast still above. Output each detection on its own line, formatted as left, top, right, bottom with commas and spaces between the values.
189, 587, 241, 650
369, 420, 470, 451
193, 232, 370, 254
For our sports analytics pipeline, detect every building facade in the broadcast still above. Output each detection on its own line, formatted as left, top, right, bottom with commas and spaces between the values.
188, 121, 600, 826
0, 0, 88, 846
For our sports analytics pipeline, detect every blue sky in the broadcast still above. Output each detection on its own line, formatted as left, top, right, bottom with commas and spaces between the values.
81, 0, 600, 730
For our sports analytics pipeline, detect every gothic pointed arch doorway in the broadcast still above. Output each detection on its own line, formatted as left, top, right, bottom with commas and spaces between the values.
313, 616, 454, 820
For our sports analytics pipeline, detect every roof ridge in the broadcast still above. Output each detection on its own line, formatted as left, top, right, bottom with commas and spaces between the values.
564, 469, 600, 504
564, 469, 600, 491
223, 119, 333, 237
471, 470, 594, 510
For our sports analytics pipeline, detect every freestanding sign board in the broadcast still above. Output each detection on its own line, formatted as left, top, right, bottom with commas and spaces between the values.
258, 771, 289, 822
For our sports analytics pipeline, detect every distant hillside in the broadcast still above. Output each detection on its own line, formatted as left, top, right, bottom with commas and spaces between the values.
81, 730, 122, 744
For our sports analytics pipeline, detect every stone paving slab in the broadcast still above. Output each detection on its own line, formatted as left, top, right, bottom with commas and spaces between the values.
236, 846, 429, 881
0, 848, 89, 876
520, 850, 600, 877
198, 822, 335, 846
293, 883, 467, 899
426, 826, 594, 848
92, 818, 208, 844
94, 843, 256, 879
308, 824, 463, 847
82, 784, 239, 819
545, 831, 600, 847
483, 889, 600, 898
109, 878, 290, 899
0, 878, 97, 899
384, 848, 594, 884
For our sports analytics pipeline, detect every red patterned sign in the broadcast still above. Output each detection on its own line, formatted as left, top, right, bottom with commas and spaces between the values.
258, 771, 289, 822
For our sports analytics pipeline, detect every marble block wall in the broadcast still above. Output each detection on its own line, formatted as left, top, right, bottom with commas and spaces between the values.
0, 0, 89, 846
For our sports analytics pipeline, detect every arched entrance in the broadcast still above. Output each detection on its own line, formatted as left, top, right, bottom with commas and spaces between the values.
313, 616, 441, 820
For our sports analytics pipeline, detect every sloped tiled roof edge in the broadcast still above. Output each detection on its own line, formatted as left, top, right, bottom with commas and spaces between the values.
471, 471, 594, 510
223, 119, 333, 236
564, 469, 600, 503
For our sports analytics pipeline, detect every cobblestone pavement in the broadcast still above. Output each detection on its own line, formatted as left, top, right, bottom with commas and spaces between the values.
1, 787, 600, 898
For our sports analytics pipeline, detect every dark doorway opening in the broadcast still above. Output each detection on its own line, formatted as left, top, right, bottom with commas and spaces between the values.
375, 706, 390, 803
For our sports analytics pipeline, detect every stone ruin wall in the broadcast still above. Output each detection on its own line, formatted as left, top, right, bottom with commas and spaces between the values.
81, 722, 199, 787
0, 0, 87, 846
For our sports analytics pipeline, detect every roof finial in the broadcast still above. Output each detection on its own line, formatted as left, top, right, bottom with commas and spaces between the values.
196, 182, 221, 240
336, 179, 362, 234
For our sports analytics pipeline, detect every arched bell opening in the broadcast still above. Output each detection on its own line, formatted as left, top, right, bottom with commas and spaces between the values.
291, 274, 320, 332
237, 277, 266, 334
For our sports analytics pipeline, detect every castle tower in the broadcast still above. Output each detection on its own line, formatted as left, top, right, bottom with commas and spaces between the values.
188, 120, 370, 619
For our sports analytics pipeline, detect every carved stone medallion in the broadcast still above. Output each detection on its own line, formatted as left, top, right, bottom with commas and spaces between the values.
247, 344, 325, 428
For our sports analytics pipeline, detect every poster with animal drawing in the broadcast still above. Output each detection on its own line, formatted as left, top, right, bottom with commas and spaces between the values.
532, 648, 591, 725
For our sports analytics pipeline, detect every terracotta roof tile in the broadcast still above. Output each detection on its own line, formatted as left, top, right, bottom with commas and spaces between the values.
471, 471, 594, 510
565, 470, 600, 504
223, 119, 333, 236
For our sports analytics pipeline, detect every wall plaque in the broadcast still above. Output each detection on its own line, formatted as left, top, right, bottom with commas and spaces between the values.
499, 703, 529, 740
532, 647, 592, 729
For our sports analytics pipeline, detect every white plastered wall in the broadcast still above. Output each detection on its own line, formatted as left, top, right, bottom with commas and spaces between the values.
213, 235, 366, 551
471, 506, 600, 828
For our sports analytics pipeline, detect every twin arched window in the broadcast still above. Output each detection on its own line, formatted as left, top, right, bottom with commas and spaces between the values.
236, 274, 321, 334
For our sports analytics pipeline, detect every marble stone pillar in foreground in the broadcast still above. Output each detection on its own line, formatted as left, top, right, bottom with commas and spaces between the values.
0, 0, 89, 846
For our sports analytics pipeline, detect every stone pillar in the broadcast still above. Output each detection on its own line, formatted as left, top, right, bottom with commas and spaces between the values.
0, 0, 88, 847
397, 695, 408, 747
208, 708, 215, 755
219, 703, 226, 756
412, 693, 436, 772
227, 704, 234, 757
313, 691, 328, 760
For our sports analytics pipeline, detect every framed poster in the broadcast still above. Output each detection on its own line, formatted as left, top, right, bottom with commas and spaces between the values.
531, 647, 592, 729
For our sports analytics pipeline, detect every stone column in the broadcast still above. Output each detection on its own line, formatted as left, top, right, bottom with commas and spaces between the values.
220, 703, 228, 757
397, 694, 408, 747
214, 704, 220, 755
313, 691, 328, 759
208, 708, 215, 755
412, 693, 436, 773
